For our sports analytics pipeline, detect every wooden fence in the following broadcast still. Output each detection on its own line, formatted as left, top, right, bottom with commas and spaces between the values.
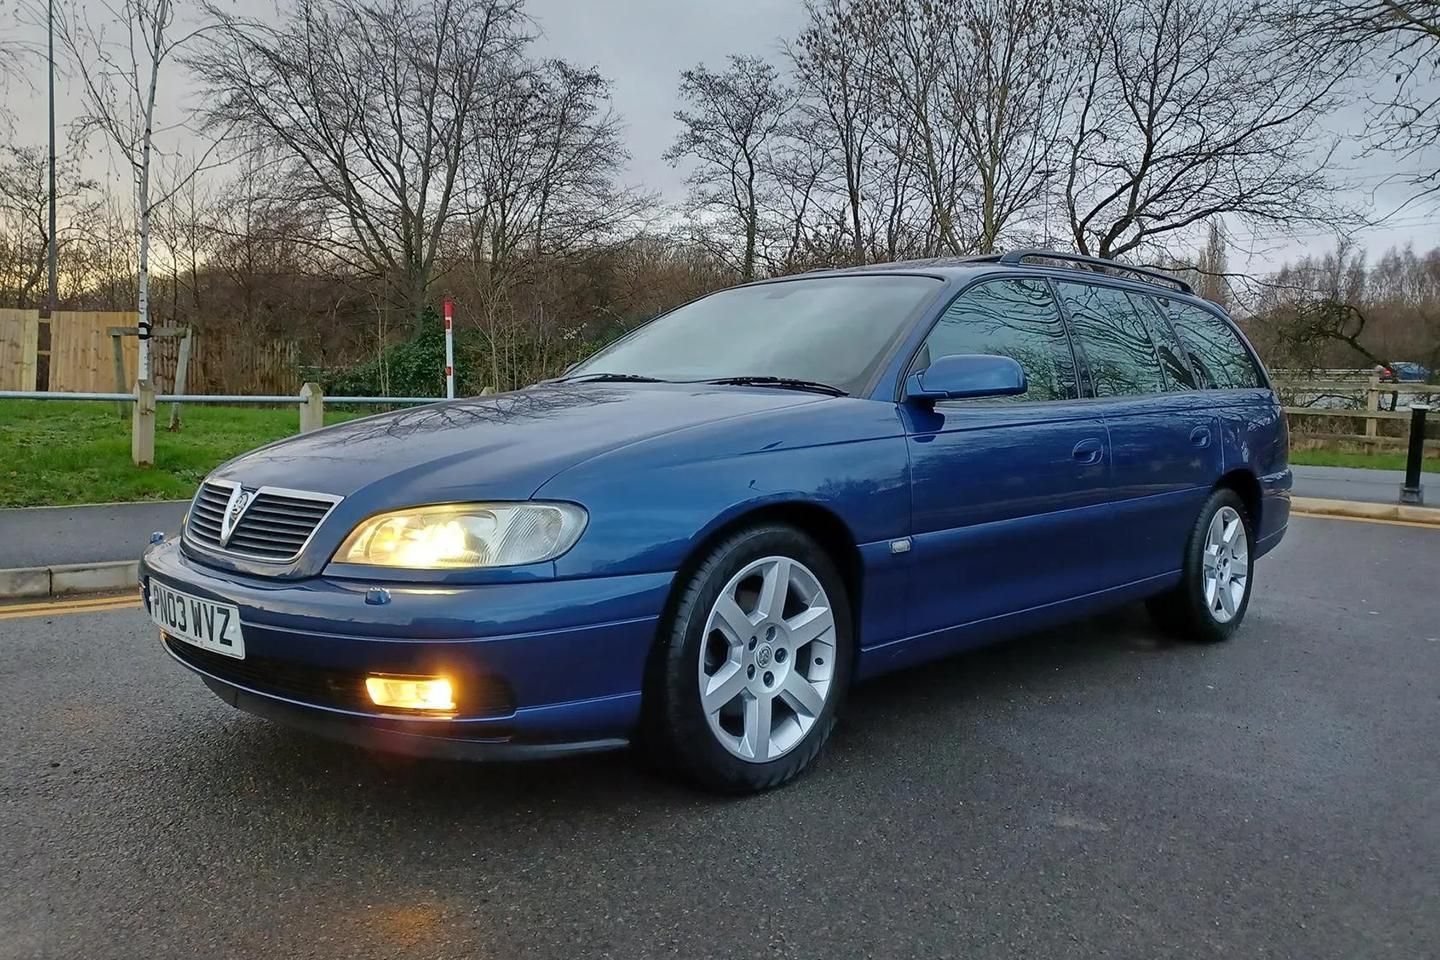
0, 310, 300, 395
0, 308, 39, 391
1279, 375, 1439, 455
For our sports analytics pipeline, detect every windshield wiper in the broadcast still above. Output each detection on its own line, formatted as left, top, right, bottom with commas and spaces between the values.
559, 372, 669, 384
703, 376, 848, 397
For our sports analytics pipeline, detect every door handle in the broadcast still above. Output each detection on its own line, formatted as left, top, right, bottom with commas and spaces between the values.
1190, 426, 1212, 448
1072, 438, 1104, 465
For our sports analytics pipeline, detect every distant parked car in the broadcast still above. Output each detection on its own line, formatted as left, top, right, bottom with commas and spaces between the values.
1380, 362, 1432, 383
141, 249, 1292, 793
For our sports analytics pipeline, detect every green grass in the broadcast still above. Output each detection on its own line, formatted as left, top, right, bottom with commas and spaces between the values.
0, 400, 359, 507
1289, 448, 1440, 472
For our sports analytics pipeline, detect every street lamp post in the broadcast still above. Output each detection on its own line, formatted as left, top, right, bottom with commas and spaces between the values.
46, 0, 57, 320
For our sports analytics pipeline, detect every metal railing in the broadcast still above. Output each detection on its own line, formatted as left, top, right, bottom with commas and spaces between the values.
0, 382, 447, 467
0, 390, 438, 404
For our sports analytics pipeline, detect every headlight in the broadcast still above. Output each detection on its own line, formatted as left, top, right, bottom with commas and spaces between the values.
335, 502, 587, 569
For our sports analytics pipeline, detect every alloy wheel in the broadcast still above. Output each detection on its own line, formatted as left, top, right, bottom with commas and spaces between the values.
1202, 505, 1249, 623
697, 555, 837, 763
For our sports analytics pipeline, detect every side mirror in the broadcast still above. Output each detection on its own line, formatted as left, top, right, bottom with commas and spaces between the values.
905, 354, 1027, 403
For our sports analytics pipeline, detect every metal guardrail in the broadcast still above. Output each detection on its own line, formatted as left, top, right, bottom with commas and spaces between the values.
0, 390, 439, 404
0, 383, 448, 468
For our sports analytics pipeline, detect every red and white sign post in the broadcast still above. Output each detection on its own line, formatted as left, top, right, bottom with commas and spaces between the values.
442, 298, 455, 399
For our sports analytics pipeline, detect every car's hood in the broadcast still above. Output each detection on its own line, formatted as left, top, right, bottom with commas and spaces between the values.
211, 382, 826, 504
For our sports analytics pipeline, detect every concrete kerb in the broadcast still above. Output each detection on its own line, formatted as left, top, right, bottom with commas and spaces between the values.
1291, 496, 1440, 526
0, 561, 140, 600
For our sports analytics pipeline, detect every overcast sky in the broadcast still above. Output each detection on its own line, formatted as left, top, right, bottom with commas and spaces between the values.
2, 0, 1434, 273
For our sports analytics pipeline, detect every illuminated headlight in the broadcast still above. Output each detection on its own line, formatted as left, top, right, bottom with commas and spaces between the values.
335, 502, 587, 569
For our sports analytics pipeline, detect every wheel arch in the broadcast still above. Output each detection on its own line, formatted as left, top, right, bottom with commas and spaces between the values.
641, 500, 864, 722
1216, 468, 1262, 531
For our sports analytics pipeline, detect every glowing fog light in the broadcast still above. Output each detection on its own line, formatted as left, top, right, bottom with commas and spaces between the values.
365, 675, 456, 712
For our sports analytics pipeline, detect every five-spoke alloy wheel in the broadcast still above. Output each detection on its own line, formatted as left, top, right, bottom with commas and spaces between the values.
648, 524, 853, 793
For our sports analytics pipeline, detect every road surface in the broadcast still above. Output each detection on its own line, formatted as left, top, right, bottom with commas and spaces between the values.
1, 514, 1436, 959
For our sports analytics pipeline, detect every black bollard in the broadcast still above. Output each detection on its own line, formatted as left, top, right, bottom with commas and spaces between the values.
1399, 403, 1429, 505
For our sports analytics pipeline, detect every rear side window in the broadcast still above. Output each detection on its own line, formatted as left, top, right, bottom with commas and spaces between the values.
1054, 281, 1167, 397
1162, 301, 1263, 389
1129, 293, 1196, 390
915, 278, 1078, 402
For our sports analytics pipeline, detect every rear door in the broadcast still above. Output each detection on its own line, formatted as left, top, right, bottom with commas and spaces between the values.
901, 277, 1116, 643
1053, 280, 1222, 585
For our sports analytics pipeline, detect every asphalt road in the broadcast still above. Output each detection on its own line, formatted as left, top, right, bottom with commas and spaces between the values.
2, 515, 1437, 960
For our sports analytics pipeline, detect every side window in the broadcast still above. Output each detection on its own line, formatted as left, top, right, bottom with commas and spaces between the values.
1054, 281, 1167, 397
916, 278, 1077, 402
1128, 292, 1196, 390
1163, 301, 1263, 389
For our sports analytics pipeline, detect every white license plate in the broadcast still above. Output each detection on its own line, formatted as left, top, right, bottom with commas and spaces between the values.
149, 580, 245, 659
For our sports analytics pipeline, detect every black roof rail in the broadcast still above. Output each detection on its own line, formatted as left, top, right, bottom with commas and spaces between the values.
997, 249, 1193, 295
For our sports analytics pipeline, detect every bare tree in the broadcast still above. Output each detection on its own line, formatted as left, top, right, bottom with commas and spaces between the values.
1063, 0, 1352, 260
935, 0, 1074, 253
195, 0, 527, 332
789, 0, 883, 263
456, 56, 646, 390
0, 142, 97, 308
1305, 1, 1440, 203
665, 55, 794, 282
58, 0, 221, 379
863, 0, 964, 254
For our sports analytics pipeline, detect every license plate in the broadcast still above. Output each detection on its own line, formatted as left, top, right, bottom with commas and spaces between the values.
149, 580, 245, 659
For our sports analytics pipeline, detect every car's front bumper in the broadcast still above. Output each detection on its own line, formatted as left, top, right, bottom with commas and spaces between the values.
141, 539, 672, 758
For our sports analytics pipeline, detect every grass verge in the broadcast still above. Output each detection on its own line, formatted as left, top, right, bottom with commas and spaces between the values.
0, 400, 359, 507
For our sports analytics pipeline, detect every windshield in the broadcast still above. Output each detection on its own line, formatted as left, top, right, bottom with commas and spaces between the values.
567, 275, 943, 394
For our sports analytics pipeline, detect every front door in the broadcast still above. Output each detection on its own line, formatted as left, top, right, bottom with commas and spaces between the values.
896, 277, 1119, 655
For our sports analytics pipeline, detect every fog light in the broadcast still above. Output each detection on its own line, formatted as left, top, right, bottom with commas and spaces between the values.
365, 675, 456, 711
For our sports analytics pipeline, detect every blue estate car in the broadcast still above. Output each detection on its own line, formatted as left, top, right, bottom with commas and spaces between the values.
141, 250, 1291, 793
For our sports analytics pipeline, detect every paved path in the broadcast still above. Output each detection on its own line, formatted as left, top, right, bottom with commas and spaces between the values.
2, 515, 1436, 959
1291, 465, 1413, 504
0, 500, 187, 568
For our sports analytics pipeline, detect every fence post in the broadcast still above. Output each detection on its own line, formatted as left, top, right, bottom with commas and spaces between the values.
132, 380, 155, 467
168, 328, 193, 431
299, 381, 324, 434
1364, 373, 1380, 451
111, 333, 127, 419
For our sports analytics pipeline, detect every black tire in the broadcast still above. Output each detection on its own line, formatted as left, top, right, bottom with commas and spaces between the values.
1146, 487, 1255, 643
645, 524, 854, 794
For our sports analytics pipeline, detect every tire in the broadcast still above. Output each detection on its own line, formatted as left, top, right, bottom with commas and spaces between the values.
1146, 488, 1255, 643
646, 524, 854, 793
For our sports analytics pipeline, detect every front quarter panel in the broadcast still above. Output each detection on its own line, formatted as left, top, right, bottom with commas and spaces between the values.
536, 396, 914, 646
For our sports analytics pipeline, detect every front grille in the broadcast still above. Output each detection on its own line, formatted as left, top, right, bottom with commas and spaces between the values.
164, 636, 517, 719
186, 480, 339, 562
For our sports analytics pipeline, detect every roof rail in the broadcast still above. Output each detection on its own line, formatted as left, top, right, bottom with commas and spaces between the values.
997, 249, 1193, 295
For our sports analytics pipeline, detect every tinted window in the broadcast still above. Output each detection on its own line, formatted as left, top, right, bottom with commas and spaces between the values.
1055, 281, 1167, 397
1162, 301, 1263, 389
1129, 293, 1196, 390
915, 278, 1077, 402
569, 275, 942, 395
